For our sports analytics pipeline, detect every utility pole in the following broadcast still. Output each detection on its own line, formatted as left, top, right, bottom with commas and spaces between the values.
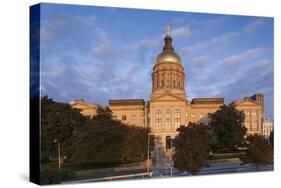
58, 141, 61, 173
157, 143, 159, 167
54, 139, 61, 173
170, 156, 173, 176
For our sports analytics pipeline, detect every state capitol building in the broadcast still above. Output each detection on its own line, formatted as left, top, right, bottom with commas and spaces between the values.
70, 30, 264, 148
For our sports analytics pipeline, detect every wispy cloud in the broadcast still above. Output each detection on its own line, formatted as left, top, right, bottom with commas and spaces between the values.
171, 25, 192, 38
180, 31, 240, 55
211, 31, 240, 44
39, 5, 273, 117
191, 55, 210, 64
243, 18, 267, 32
180, 42, 206, 54
221, 48, 267, 64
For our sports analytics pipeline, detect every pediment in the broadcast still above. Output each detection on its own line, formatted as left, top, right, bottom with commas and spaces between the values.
71, 103, 94, 109
235, 100, 259, 106
152, 93, 186, 102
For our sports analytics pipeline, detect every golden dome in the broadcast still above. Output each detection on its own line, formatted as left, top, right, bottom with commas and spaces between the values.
154, 32, 182, 65
155, 51, 181, 65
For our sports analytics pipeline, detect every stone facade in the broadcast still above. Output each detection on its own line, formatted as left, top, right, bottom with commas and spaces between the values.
109, 99, 146, 127
262, 119, 273, 140
71, 32, 264, 148
232, 94, 264, 135
70, 99, 98, 118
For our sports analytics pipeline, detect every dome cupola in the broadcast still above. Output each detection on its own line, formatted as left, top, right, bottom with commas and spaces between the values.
151, 26, 186, 93
155, 26, 182, 65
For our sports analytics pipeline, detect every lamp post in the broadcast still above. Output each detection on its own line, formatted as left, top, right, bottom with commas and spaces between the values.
53, 139, 61, 173
147, 133, 153, 177
170, 146, 175, 176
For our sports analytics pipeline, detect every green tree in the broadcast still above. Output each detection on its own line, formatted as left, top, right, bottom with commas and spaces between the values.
71, 106, 155, 164
121, 126, 155, 163
173, 123, 210, 175
41, 96, 85, 162
240, 134, 273, 171
71, 106, 128, 163
210, 104, 246, 152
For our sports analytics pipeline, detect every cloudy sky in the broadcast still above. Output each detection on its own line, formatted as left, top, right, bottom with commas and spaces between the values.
39, 3, 274, 118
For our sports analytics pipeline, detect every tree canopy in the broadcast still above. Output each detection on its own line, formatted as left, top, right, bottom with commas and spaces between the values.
41, 96, 85, 162
173, 123, 210, 175
71, 106, 155, 164
210, 104, 246, 152
240, 134, 273, 170
40, 100, 155, 165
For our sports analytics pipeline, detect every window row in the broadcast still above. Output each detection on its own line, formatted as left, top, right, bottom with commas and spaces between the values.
185, 112, 211, 119
120, 114, 145, 121
156, 111, 213, 120
156, 120, 181, 130
156, 80, 183, 88
244, 122, 258, 130
244, 110, 257, 116
156, 109, 181, 120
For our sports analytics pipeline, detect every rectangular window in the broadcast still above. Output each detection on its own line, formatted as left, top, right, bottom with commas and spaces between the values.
122, 115, 127, 121
166, 110, 171, 129
252, 111, 257, 116
156, 120, 161, 129
185, 111, 189, 117
166, 112, 171, 118
175, 121, 180, 129
140, 114, 145, 120
131, 114, 136, 121
166, 120, 171, 129
199, 113, 204, 118
175, 109, 180, 118
156, 110, 162, 129
191, 113, 196, 118
252, 122, 258, 130
156, 111, 162, 119
175, 109, 181, 128
245, 111, 250, 116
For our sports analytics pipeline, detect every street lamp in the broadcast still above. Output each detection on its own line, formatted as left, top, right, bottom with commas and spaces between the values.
147, 132, 153, 177
53, 139, 61, 173
170, 147, 175, 176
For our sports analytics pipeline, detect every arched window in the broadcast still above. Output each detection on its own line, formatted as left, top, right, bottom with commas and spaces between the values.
166, 136, 172, 149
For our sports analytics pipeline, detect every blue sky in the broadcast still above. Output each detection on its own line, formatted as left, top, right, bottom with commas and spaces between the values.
39, 3, 274, 118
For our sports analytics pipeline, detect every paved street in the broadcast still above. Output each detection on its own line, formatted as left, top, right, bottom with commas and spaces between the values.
63, 143, 273, 184
152, 162, 273, 177
151, 143, 273, 177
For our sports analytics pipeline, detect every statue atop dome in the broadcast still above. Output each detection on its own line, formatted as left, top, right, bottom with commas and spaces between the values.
154, 26, 182, 65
